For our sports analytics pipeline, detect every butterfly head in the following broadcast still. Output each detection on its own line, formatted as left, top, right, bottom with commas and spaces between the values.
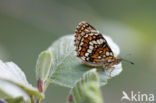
102, 57, 122, 69
116, 58, 122, 64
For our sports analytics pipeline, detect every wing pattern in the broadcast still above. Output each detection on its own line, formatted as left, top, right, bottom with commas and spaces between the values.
74, 21, 114, 65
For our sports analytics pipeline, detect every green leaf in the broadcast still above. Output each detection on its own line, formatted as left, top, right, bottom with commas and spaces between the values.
48, 35, 122, 88
5, 97, 28, 103
67, 69, 103, 103
0, 79, 29, 102
82, 82, 103, 103
36, 51, 52, 81
0, 60, 44, 101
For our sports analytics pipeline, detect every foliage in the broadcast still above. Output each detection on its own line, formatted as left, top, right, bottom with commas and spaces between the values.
0, 34, 122, 103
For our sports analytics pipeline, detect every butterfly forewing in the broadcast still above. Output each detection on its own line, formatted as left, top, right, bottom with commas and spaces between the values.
74, 21, 114, 66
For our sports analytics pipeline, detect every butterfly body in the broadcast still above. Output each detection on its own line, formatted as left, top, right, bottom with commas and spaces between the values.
74, 21, 121, 70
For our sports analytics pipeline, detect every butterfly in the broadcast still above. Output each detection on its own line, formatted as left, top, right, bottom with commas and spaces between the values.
74, 21, 122, 73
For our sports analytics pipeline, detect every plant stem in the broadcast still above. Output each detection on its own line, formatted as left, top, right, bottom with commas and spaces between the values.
35, 79, 50, 103
36, 98, 41, 103
44, 79, 50, 92
30, 95, 35, 103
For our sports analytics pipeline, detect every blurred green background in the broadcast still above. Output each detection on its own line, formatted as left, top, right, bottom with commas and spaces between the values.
0, 0, 156, 103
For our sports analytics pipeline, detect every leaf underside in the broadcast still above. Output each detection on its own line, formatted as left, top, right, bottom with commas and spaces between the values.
48, 34, 122, 88
68, 69, 103, 103
0, 60, 44, 102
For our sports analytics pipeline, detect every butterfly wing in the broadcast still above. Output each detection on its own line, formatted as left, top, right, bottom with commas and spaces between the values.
74, 21, 114, 65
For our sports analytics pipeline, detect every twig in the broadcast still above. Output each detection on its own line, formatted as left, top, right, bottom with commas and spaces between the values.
30, 95, 35, 103
36, 98, 41, 103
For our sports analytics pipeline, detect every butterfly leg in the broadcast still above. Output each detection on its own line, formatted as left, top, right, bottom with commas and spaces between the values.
109, 67, 115, 77
96, 67, 103, 72
96, 66, 115, 77
96, 67, 107, 72
82, 61, 90, 66
82, 61, 93, 66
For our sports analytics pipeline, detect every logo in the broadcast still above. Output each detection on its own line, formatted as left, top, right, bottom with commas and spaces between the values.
121, 91, 154, 102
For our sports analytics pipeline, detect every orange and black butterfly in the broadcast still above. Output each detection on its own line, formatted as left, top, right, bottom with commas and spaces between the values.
74, 21, 123, 72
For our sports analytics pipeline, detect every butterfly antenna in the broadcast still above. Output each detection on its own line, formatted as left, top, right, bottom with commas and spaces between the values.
120, 58, 134, 65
